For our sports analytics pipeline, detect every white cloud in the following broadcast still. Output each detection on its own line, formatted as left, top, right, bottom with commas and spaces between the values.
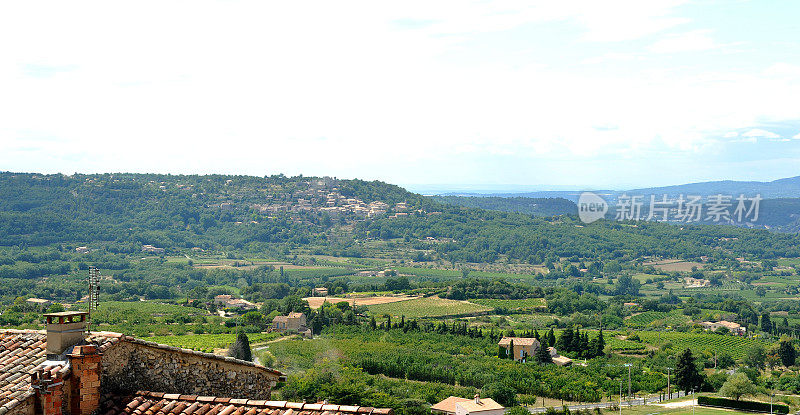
723, 131, 739, 138
648, 30, 721, 53
0, 1, 798, 185
741, 129, 781, 139
793, 133, 800, 139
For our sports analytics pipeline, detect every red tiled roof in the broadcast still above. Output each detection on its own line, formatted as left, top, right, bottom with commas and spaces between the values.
100, 391, 394, 415
497, 337, 540, 347
0, 330, 51, 413
0, 329, 121, 414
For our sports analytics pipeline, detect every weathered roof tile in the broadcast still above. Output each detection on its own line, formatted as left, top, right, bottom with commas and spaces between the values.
99, 393, 393, 415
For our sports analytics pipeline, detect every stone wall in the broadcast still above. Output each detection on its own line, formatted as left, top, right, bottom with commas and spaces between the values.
100, 340, 282, 399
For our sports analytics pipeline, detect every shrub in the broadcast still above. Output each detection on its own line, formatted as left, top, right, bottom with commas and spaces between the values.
697, 396, 789, 414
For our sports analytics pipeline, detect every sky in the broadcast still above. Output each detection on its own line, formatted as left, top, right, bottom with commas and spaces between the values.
1, 0, 800, 191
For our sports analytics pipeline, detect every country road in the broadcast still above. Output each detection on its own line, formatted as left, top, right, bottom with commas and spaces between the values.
528, 392, 687, 413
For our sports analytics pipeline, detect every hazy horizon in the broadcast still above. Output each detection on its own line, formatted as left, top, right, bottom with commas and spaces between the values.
2, 1, 800, 187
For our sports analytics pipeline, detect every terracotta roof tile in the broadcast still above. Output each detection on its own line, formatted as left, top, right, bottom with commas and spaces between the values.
1, 329, 123, 413
100, 392, 393, 415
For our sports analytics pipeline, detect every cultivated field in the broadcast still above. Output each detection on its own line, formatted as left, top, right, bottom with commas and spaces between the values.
635, 331, 766, 359
367, 296, 492, 318
468, 298, 546, 310
304, 295, 416, 309
146, 332, 281, 353
643, 259, 705, 272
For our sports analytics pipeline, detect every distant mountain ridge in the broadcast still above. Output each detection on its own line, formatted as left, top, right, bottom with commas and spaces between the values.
627, 175, 800, 200
431, 196, 577, 217
435, 175, 800, 232
440, 175, 800, 202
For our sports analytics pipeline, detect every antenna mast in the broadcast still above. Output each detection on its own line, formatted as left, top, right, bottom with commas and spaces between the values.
88, 266, 100, 333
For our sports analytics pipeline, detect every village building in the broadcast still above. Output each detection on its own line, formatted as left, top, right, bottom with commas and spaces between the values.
431, 395, 504, 415
140, 245, 165, 254
684, 277, 711, 288
312, 287, 329, 297
271, 312, 312, 338
548, 347, 573, 366
74, 247, 89, 254
213, 295, 256, 310
0, 311, 391, 415
699, 320, 746, 335
25, 298, 52, 309
498, 337, 541, 362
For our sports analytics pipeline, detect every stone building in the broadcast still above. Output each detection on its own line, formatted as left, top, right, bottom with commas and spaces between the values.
497, 337, 541, 362
0, 311, 391, 415
271, 312, 307, 332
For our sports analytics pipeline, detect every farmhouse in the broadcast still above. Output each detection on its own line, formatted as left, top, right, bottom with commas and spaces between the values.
312, 287, 329, 296
212, 295, 257, 310
140, 244, 165, 254
699, 320, 746, 335
498, 337, 541, 362
431, 395, 504, 415
0, 311, 392, 415
25, 298, 52, 309
684, 277, 711, 288
271, 312, 312, 338
548, 347, 573, 367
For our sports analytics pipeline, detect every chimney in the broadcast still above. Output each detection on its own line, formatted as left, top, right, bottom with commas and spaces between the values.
44, 311, 88, 357
474, 393, 481, 404
31, 367, 66, 415
69, 345, 102, 415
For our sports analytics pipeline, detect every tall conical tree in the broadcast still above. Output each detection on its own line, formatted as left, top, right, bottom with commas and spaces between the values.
571, 327, 583, 353
547, 328, 556, 348
228, 331, 252, 362
535, 343, 553, 364
675, 348, 702, 394
594, 329, 606, 357
558, 327, 574, 352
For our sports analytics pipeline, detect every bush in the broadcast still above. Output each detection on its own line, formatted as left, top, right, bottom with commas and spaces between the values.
483, 381, 518, 407
697, 396, 789, 414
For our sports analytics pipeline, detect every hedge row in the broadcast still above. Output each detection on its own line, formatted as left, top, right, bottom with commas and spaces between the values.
698, 396, 789, 414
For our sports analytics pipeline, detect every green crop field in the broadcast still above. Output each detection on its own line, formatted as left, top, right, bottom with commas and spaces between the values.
395, 267, 541, 281
605, 336, 648, 353
368, 296, 492, 318
625, 311, 691, 328
636, 331, 766, 359
468, 298, 546, 310
90, 301, 209, 321
146, 333, 282, 353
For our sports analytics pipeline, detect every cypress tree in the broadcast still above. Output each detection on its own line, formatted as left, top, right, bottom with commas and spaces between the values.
547, 328, 556, 347
571, 327, 582, 353
675, 348, 702, 394
535, 343, 553, 364
778, 339, 796, 367
595, 329, 606, 357
228, 331, 252, 362
559, 327, 574, 352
